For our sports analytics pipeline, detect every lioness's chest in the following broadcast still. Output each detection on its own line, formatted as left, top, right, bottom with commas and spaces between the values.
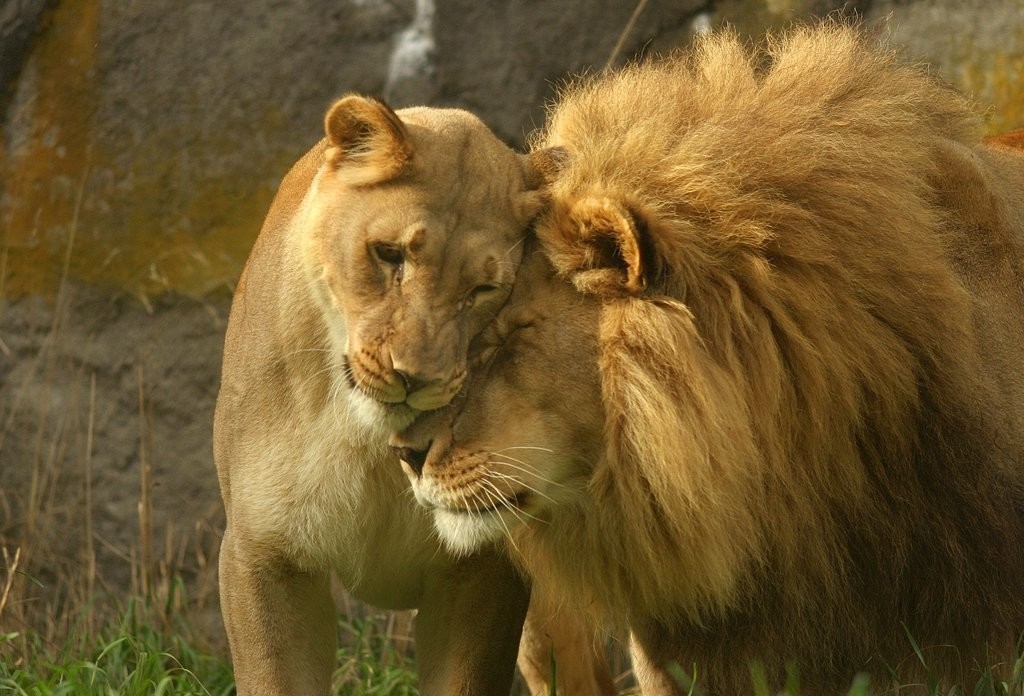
278, 431, 444, 609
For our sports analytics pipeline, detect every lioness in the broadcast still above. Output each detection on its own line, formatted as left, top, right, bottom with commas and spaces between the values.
214, 95, 613, 695
393, 25, 1024, 694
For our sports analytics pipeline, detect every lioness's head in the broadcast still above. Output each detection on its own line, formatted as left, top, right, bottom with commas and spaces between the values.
390, 195, 655, 554
302, 95, 544, 429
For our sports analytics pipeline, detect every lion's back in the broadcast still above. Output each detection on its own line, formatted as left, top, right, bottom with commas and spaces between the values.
939, 138, 1024, 458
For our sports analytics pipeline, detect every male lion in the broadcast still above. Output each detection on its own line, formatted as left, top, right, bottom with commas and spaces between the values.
393, 25, 1024, 694
214, 95, 614, 695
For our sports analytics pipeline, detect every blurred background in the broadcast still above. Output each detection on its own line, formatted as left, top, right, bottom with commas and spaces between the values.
1, 0, 1022, 686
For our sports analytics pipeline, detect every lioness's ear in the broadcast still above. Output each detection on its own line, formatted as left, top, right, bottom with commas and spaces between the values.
542, 196, 649, 296
323, 95, 412, 185
523, 146, 569, 189
512, 147, 569, 225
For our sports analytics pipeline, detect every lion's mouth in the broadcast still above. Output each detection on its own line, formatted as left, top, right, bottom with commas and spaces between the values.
445, 491, 531, 516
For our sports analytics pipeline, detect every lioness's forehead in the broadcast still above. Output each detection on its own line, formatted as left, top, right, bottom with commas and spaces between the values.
355, 200, 520, 283
362, 196, 519, 247
398, 109, 526, 195
411, 224, 521, 280
398, 106, 491, 141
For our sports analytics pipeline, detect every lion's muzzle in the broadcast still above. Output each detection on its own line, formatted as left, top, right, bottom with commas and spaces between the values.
390, 443, 430, 477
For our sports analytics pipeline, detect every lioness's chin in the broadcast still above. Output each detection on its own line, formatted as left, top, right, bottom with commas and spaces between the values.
432, 508, 517, 556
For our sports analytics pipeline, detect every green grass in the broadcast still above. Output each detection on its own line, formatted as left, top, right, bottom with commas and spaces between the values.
0, 596, 419, 696
3, 590, 1023, 696
332, 615, 418, 696
0, 597, 235, 696
659, 645, 1024, 696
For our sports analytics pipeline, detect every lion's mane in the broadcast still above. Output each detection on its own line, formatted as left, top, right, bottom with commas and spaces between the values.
521, 23, 1024, 688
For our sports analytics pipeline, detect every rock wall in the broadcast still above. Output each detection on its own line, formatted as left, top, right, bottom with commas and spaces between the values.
0, 0, 703, 300
2, 0, 1021, 300
1, 0, 1022, 648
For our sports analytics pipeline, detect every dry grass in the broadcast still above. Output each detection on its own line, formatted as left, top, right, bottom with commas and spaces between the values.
0, 148, 428, 696
0, 338, 223, 671
0, 162, 224, 668
0, 266, 419, 692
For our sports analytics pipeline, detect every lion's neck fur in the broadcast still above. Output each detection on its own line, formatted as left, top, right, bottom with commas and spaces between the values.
519, 23, 1024, 687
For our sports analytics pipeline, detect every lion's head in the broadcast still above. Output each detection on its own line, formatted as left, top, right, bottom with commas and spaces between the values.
392, 213, 766, 617
391, 242, 603, 552
301, 95, 543, 429
392, 24, 1024, 691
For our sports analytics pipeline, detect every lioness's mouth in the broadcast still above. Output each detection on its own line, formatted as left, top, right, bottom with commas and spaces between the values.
341, 355, 407, 403
340, 355, 358, 390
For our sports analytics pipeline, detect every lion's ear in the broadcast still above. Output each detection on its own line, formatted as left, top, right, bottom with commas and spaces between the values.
542, 196, 649, 296
323, 95, 412, 185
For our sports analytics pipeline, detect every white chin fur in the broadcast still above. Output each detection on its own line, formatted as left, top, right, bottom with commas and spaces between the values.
346, 389, 419, 433
433, 508, 511, 556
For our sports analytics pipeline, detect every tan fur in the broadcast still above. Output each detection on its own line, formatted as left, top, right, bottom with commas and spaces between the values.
215, 95, 612, 695
395, 25, 1024, 693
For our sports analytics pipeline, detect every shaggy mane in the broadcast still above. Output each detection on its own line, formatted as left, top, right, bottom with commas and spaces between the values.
521, 22, 1024, 689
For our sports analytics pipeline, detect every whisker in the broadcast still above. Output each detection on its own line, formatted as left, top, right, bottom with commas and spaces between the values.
504, 234, 526, 259
329, 372, 358, 430
485, 451, 537, 469
477, 484, 522, 553
477, 481, 528, 552
278, 359, 342, 401
401, 485, 417, 503
481, 463, 556, 512
459, 491, 478, 520
483, 465, 536, 495
485, 456, 569, 492
493, 445, 555, 454
283, 346, 334, 360
428, 529, 446, 562
479, 475, 545, 526
485, 467, 561, 509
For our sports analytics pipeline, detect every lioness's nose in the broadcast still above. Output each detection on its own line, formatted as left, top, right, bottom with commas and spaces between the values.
391, 444, 430, 477
393, 369, 429, 394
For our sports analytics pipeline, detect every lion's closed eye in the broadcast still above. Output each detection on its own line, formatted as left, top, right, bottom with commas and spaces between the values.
463, 283, 503, 309
470, 319, 535, 369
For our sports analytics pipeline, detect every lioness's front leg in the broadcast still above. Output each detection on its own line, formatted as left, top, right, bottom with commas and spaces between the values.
219, 527, 336, 696
415, 548, 531, 696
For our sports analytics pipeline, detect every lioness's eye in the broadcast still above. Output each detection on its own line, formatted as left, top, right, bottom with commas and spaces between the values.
370, 242, 404, 267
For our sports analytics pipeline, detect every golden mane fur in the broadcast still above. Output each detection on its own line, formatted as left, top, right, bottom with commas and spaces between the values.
399, 23, 1024, 692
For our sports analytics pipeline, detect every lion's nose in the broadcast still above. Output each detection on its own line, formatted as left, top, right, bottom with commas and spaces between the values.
391, 444, 431, 477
